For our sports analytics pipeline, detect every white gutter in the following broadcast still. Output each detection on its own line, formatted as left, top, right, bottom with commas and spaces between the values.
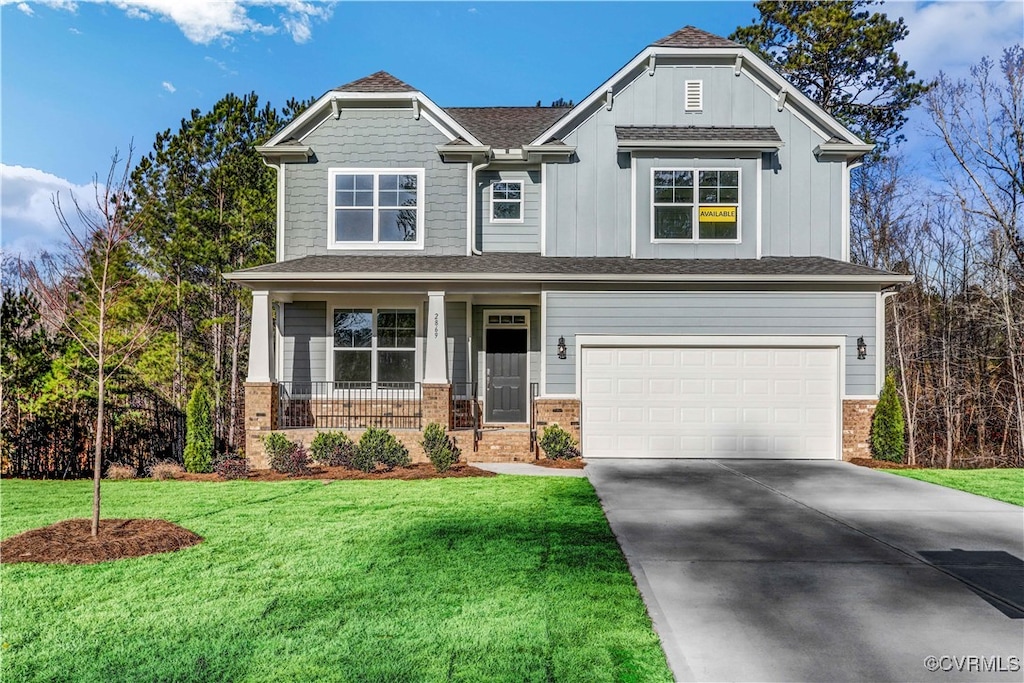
617, 140, 783, 152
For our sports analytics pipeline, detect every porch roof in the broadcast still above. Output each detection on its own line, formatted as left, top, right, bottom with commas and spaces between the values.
225, 254, 912, 286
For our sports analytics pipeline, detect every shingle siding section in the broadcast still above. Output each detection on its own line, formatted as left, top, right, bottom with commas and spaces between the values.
282, 107, 467, 258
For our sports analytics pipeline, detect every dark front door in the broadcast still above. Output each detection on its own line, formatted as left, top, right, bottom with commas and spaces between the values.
485, 328, 528, 422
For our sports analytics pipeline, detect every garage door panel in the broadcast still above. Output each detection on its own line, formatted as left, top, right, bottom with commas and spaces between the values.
582, 345, 838, 460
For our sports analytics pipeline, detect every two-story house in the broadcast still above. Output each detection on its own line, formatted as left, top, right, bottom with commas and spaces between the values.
227, 26, 911, 467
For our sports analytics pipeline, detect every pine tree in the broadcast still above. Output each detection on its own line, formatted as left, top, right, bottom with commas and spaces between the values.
184, 383, 214, 473
871, 373, 905, 462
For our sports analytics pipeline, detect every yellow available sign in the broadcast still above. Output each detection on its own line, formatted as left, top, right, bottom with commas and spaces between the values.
698, 206, 737, 222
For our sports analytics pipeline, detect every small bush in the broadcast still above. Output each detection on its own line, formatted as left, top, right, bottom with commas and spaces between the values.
184, 383, 214, 473
105, 463, 136, 480
354, 427, 410, 472
215, 456, 249, 480
421, 422, 461, 473
263, 432, 298, 473
310, 431, 356, 468
539, 424, 579, 460
286, 445, 311, 476
871, 373, 906, 463
148, 460, 185, 481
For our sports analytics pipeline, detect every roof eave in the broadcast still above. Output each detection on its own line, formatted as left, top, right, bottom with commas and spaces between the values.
255, 144, 314, 161
436, 144, 491, 163
814, 142, 875, 160
617, 140, 783, 152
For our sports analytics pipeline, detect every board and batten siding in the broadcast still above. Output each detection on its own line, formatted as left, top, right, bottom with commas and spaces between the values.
543, 291, 877, 396
477, 169, 541, 252
545, 60, 846, 259
282, 301, 328, 384
446, 301, 469, 384
282, 106, 467, 259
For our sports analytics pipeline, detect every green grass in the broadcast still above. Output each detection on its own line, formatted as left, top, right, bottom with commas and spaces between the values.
1, 477, 672, 682
886, 468, 1024, 506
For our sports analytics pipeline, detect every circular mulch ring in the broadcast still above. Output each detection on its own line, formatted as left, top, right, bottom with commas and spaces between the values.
1, 518, 203, 565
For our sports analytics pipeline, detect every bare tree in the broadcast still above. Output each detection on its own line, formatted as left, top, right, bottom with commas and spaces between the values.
22, 148, 160, 536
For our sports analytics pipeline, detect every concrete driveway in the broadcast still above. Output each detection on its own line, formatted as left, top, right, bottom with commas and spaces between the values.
586, 459, 1024, 682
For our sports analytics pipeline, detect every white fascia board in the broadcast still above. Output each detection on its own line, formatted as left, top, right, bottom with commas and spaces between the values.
255, 144, 313, 162
617, 140, 783, 152
224, 270, 915, 285
530, 44, 869, 148
815, 142, 875, 159
263, 91, 485, 148
436, 144, 491, 163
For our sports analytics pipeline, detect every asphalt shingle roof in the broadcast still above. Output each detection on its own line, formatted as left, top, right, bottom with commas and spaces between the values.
651, 26, 740, 48
231, 254, 905, 281
616, 126, 782, 142
444, 107, 571, 149
336, 71, 416, 92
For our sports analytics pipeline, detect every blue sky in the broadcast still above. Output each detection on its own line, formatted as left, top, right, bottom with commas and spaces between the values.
2, 0, 1022, 257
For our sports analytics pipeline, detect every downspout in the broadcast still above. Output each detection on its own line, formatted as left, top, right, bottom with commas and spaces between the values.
469, 156, 492, 256
260, 158, 283, 262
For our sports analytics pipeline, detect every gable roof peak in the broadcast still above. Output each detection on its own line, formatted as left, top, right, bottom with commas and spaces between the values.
651, 25, 739, 49
335, 71, 416, 93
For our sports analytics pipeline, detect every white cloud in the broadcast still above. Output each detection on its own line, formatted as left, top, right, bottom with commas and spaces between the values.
204, 55, 238, 76
892, 1, 1024, 79
161, 80, 176, 93
16, 2, 33, 15
0, 165, 97, 259
68, 26, 81, 34
4, 0, 336, 44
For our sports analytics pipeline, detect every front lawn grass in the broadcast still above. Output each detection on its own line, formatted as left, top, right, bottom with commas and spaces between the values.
1, 477, 672, 682
886, 468, 1024, 506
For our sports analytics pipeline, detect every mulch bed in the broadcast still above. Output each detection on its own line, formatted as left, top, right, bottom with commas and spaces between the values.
1, 518, 203, 565
849, 457, 918, 470
178, 462, 496, 482
531, 458, 587, 470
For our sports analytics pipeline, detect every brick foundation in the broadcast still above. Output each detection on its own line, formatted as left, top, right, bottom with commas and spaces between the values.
244, 382, 279, 469
533, 398, 581, 450
842, 399, 877, 461
421, 383, 453, 429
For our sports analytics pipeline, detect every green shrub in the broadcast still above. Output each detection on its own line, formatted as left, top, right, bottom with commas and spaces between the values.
184, 383, 214, 473
354, 427, 410, 472
539, 424, 580, 460
310, 431, 356, 468
871, 373, 906, 463
420, 422, 461, 473
263, 432, 299, 473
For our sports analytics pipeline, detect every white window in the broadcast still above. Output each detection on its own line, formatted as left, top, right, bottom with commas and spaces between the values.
490, 181, 523, 222
328, 169, 424, 249
684, 80, 703, 112
332, 308, 417, 386
652, 168, 740, 242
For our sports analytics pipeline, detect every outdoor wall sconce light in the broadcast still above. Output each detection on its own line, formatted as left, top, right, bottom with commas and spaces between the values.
857, 336, 867, 360
557, 336, 567, 360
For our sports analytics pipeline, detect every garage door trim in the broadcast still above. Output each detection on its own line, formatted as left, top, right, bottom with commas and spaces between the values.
577, 334, 846, 460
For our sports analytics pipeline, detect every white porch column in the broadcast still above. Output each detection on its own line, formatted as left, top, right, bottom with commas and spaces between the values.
247, 290, 275, 383
423, 291, 448, 384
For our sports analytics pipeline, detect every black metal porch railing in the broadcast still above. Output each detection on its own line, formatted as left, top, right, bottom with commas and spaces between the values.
450, 381, 480, 452
529, 382, 540, 455
278, 381, 422, 430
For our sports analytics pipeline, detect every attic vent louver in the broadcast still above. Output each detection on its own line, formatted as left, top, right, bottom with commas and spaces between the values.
684, 80, 703, 112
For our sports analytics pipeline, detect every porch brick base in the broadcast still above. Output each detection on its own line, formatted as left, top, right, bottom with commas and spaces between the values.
244, 382, 279, 470
533, 398, 581, 451
842, 399, 877, 461
422, 383, 453, 429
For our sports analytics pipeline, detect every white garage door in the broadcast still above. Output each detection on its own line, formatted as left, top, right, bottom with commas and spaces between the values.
581, 345, 839, 459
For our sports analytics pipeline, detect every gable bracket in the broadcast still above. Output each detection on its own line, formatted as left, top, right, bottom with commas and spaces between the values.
605, 89, 614, 111
776, 89, 788, 112
331, 99, 340, 120
648, 54, 656, 76
412, 99, 420, 120
734, 55, 743, 77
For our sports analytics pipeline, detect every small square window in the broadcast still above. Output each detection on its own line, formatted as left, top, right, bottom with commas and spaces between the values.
491, 181, 523, 222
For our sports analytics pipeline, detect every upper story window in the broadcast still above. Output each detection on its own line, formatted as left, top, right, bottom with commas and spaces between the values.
652, 168, 740, 242
490, 181, 523, 222
329, 168, 424, 249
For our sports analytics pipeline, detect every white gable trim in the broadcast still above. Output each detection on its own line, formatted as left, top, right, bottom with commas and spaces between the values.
529, 45, 868, 148
263, 91, 484, 149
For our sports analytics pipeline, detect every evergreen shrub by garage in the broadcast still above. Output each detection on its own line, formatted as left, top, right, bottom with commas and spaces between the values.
871, 373, 906, 462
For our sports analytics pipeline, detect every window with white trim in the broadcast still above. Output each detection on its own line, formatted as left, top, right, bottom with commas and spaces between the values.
329, 169, 424, 248
652, 168, 740, 241
490, 181, 523, 222
332, 308, 417, 386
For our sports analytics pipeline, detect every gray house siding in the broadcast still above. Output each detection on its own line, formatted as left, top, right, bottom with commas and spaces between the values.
282, 106, 467, 259
446, 301, 469, 384
545, 61, 846, 259
544, 290, 876, 396
281, 301, 328, 384
477, 169, 541, 252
